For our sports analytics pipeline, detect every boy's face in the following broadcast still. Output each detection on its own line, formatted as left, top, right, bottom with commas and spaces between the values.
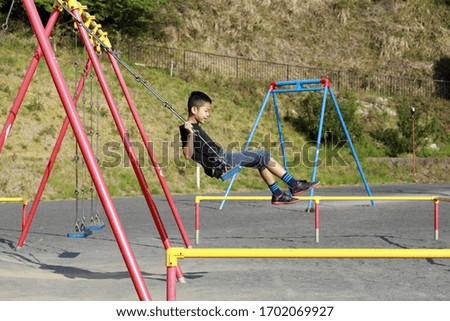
191, 102, 211, 124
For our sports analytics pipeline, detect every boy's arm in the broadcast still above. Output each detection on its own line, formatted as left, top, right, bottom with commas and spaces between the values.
182, 122, 195, 160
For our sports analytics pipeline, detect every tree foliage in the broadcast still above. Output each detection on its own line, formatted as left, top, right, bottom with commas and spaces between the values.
372, 98, 442, 156
286, 91, 364, 146
1, 0, 186, 40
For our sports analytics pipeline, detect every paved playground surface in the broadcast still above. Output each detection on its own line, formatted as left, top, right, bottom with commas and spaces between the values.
1, 183, 449, 301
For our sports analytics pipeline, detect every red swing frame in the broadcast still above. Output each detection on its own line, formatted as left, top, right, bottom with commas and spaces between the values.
0, 0, 191, 300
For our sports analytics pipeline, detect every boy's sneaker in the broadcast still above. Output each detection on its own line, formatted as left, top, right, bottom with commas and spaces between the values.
290, 180, 320, 196
272, 192, 301, 205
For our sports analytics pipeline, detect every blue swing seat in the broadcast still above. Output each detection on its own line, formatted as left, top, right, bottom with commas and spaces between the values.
67, 230, 92, 238
84, 223, 105, 231
220, 165, 243, 181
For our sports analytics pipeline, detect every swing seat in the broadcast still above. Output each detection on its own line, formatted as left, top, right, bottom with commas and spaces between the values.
84, 223, 105, 231
67, 230, 92, 238
84, 214, 105, 231
67, 220, 92, 238
220, 165, 243, 181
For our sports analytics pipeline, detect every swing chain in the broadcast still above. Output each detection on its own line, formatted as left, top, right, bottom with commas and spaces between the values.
0, 0, 16, 44
90, 211, 101, 225
74, 219, 84, 233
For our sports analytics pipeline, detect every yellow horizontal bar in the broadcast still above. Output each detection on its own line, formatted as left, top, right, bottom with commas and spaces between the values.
195, 195, 440, 203
167, 247, 450, 266
0, 197, 27, 204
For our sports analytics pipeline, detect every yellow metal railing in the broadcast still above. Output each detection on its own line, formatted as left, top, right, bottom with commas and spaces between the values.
0, 197, 28, 203
194, 195, 448, 244
0, 197, 29, 229
166, 247, 450, 300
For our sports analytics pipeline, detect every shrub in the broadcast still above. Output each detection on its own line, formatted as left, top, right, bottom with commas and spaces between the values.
285, 91, 364, 146
371, 98, 441, 156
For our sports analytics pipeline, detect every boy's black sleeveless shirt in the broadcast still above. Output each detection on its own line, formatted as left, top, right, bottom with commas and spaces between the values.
179, 123, 223, 170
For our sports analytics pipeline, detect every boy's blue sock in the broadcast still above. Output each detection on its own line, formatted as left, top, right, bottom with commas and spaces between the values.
281, 172, 298, 187
268, 182, 283, 196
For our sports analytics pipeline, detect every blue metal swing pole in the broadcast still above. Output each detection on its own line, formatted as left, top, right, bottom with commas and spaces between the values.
219, 85, 275, 210
272, 92, 289, 172
307, 86, 328, 210
329, 87, 374, 205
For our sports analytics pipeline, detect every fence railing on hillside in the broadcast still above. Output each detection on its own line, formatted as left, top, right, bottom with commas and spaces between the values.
124, 41, 450, 99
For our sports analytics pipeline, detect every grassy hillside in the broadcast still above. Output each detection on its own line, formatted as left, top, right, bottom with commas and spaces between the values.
0, 34, 309, 200
160, 0, 450, 79
0, 0, 449, 201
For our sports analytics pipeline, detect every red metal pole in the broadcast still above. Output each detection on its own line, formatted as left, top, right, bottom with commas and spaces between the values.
17, 59, 92, 248
108, 53, 192, 248
0, 9, 60, 153
167, 266, 177, 301
21, 201, 27, 231
22, 0, 151, 301
71, 9, 184, 281
315, 201, 320, 243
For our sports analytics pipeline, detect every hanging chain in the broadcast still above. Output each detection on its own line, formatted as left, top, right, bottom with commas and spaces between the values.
88, 71, 96, 222
94, 81, 101, 219
73, 31, 80, 225
0, 0, 16, 44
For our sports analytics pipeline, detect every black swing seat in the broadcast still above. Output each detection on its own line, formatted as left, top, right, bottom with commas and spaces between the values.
220, 165, 243, 181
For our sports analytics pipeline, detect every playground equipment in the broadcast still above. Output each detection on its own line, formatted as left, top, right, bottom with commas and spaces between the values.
166, 247, 450, 300
2, 1, 446, 303
0, 0, 197, 300
194, 195, 450, 244
220, 78, 373, 211
68, 42, 104, 238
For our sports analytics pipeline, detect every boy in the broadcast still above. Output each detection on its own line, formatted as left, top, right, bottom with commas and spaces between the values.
179, 91, 319, 205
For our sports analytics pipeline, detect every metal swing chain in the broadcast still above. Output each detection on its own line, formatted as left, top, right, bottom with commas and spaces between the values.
0, 0, 15, 44
58, 1, 231, 169
73, 31, 81, 230
93, 80, 101, 223
80, 65, 87, 226
88, 70, 97, 224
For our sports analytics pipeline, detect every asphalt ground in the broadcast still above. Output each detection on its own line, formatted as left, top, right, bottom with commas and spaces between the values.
1, 183, 449, 301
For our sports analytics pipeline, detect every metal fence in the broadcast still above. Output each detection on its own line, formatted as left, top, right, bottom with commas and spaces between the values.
124, 41, 450, 99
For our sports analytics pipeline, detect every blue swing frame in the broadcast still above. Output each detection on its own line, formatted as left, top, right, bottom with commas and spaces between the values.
220, 78, 373, 210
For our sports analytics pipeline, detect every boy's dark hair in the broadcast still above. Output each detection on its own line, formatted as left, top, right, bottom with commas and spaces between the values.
187, 91, 212, 114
